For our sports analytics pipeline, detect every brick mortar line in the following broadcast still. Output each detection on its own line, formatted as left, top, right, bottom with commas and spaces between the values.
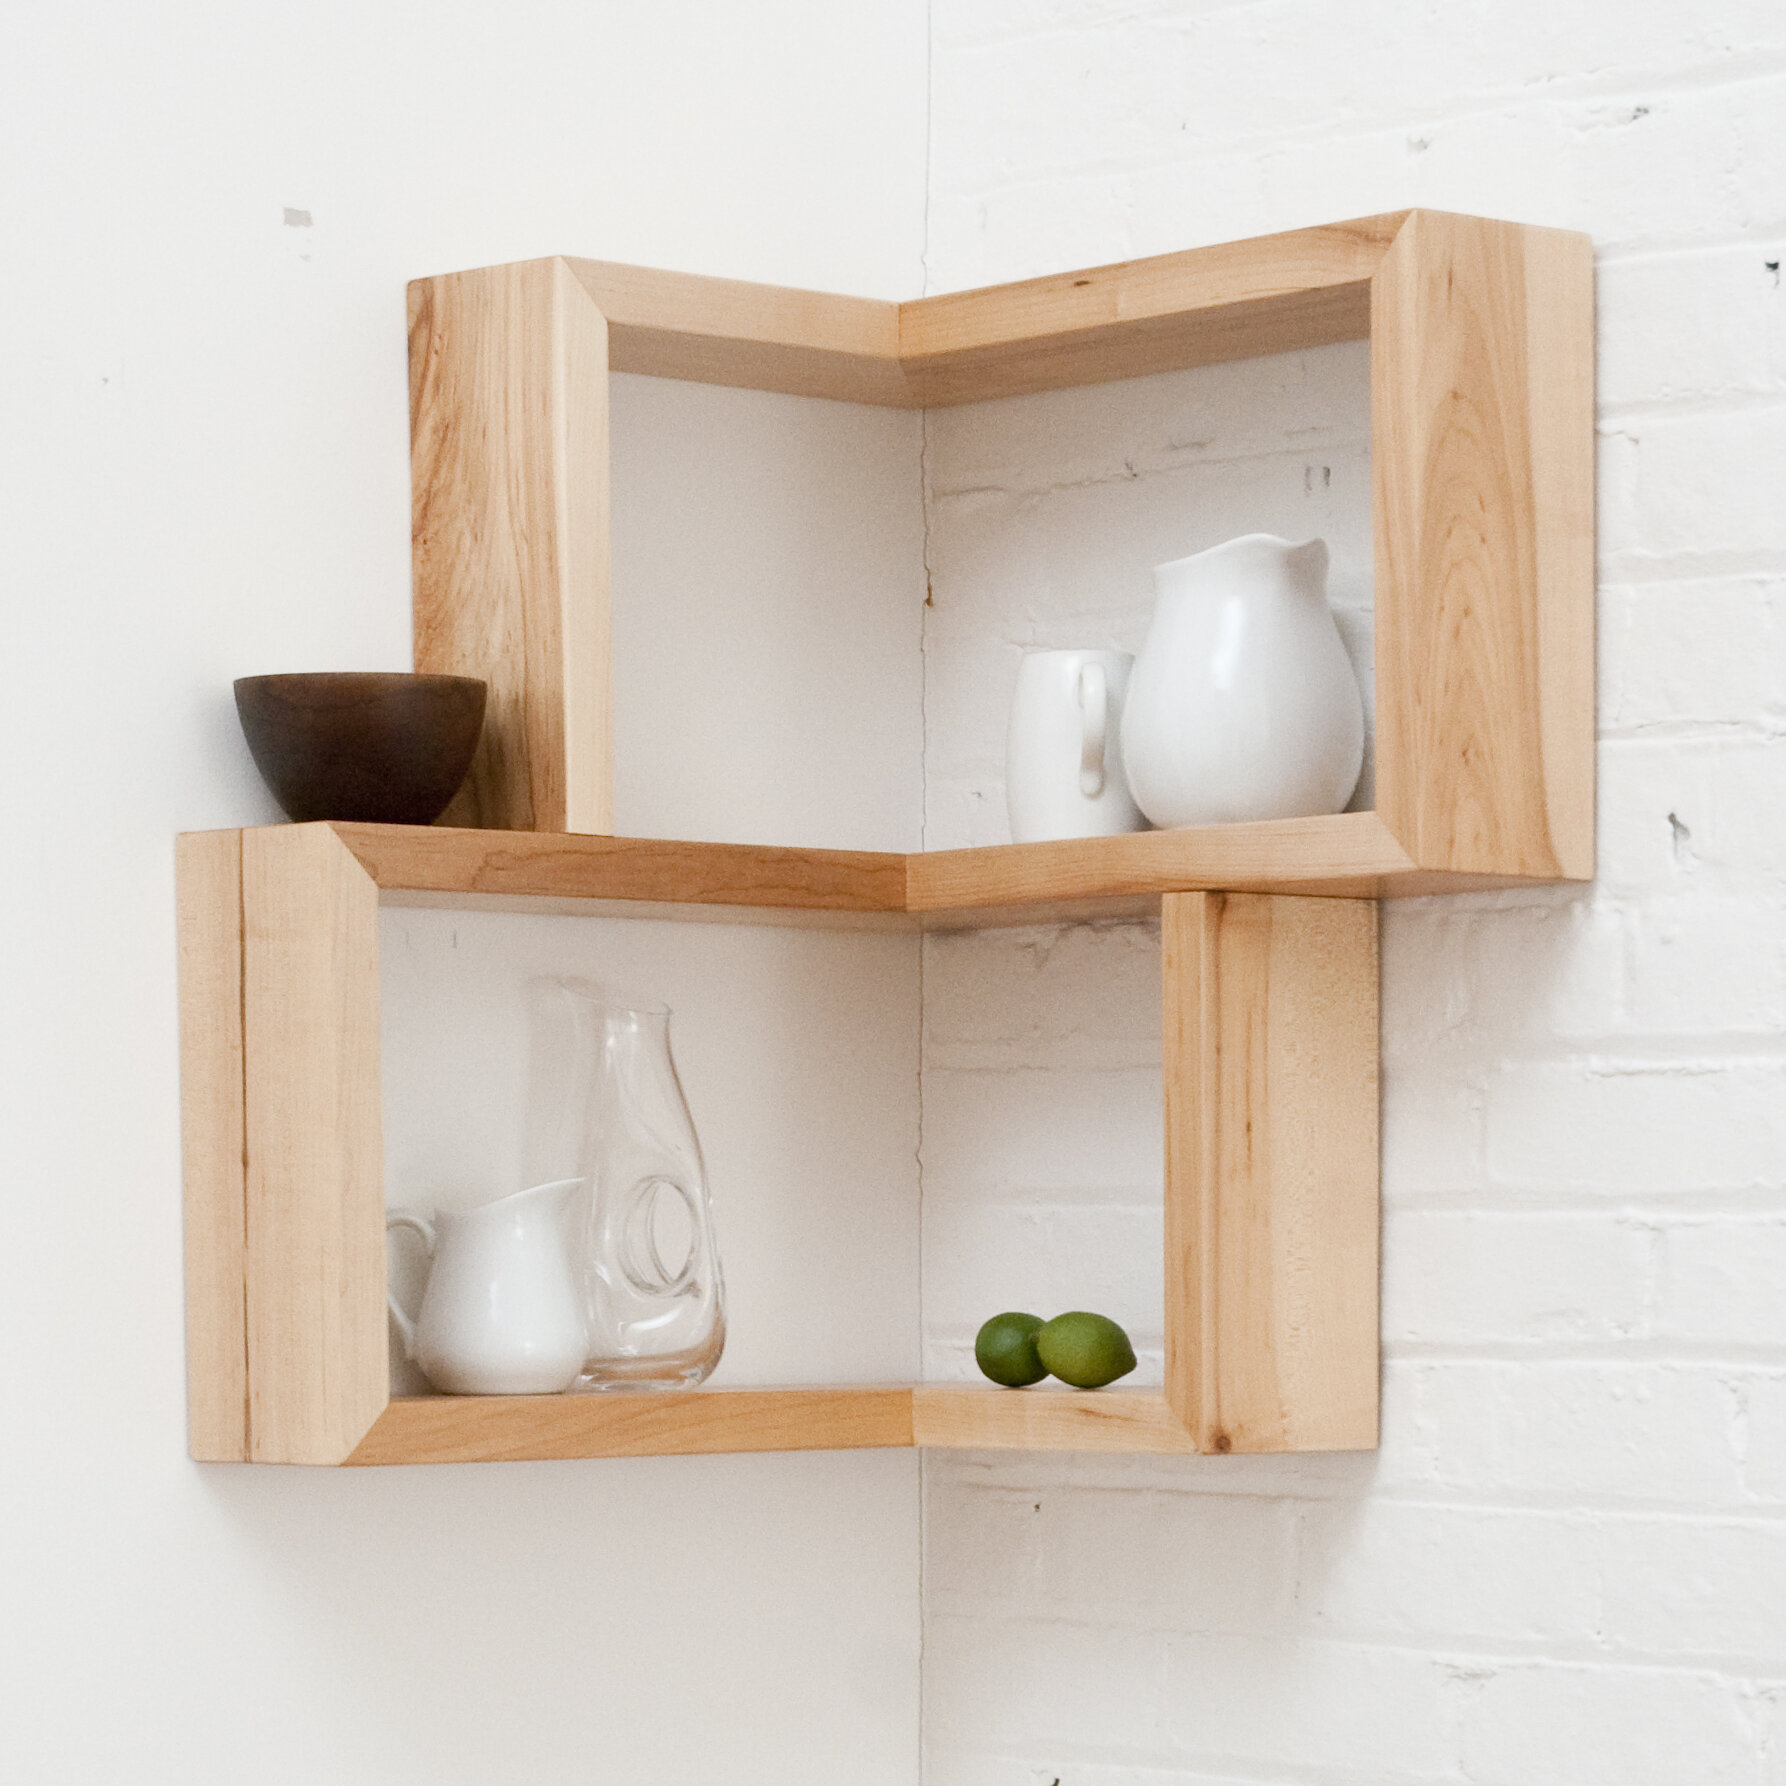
921, 1602, 1786, 1682
1385, 1341, 1786, 1365
1599, 392, 1786, 425
922, 1609, 1786, 1671
1401, 1040, 1786, 1067
924, 47, 1786, 182
926, 1751, 1453, 1786
1383, 1191, 1786, 1214
1601, 721, 1786, 743
920, 1467, 1786, 1513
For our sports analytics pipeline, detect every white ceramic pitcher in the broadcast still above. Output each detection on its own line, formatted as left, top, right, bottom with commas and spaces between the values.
1120, 534, 1364, 829
386, 1178, 586, 1395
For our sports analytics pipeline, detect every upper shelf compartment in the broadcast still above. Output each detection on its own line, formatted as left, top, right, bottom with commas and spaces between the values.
408, 210, 1595, 887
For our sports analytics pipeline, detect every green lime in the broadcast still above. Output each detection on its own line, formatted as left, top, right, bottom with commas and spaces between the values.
1036, 1311, 1136, 1388
975, 1311, 1048, 1387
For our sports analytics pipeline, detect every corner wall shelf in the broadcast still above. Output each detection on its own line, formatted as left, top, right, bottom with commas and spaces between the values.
180, 209, 1594, 1465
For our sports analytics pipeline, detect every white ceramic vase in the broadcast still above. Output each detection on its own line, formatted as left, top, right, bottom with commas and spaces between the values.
1120, 534, 1364, 829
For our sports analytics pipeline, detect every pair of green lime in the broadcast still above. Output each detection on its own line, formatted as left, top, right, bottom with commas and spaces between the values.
975, 1310, 1136, 1389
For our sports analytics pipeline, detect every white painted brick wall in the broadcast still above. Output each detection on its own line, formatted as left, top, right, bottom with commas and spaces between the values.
919, 2, 1786, 1779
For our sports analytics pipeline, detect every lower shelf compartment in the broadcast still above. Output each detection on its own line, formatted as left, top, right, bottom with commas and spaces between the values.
342, 1386, 1206, 1466
180, 826, 1382, 1468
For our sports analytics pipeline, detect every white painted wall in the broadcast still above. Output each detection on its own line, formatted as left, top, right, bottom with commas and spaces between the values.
0, 2, 927, 1780
920, 3, 1786, 1782
608, 373, 926, 850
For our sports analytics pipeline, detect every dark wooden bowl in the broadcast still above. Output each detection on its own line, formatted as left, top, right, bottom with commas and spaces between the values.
234, 673, 487, 825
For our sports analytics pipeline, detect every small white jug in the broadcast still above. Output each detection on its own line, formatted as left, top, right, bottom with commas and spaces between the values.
386, 1178, 586, 1396
1121, 534, 1364, 829
1005, 648, 1148, 843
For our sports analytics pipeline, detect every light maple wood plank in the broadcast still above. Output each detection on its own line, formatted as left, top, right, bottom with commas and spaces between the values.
908, 812, 1414, 913
544, 223, 1407, 410
410, 257, 612, 833
329, 822, 909, 913
176, 831, 249, 1462
1371, 211, 1596, 880
1163, 892, 1379, 1454
565, 259, 909, 405
912, 1386, 1200, 1453
1523, 225, 1599, 880
240, 826, 389, 1464
325, 816, 1550, 924
899, 215, 1407, 405
347, 1387, 916, 1464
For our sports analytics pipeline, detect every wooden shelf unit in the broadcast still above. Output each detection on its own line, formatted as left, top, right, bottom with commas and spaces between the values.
181, 209, 1594, 1466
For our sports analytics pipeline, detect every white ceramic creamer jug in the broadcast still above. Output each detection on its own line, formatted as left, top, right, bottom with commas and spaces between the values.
386, 1178, 587, 1395
1120, 534, 1364, 828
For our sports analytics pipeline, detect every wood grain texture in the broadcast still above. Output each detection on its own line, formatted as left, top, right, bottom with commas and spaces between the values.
240, 826, 389, 1464
566, 258, 908, 404
1371, 211, 1596, 880
326, 816, 1551, 922
1163, 892, 1379, 1454
348, 1387, 915, 1464
908, 817, 1564, 913
899, 214, 1406, 405
330, 823, 909, 913
410, 257, 612, 833
912, 1387, 1200, 1453
176, 831, 250, 1462
908, 812, 1416, 914
571, 222, 1402, 409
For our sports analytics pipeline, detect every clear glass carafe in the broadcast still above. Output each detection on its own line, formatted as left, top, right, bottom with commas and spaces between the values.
542, 983, 725, 1390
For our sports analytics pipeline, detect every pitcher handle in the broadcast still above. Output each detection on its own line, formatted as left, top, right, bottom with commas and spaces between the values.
1077, 660, 1108, 798
619, 1176, 703, 1298
384, 1208, 437, 1359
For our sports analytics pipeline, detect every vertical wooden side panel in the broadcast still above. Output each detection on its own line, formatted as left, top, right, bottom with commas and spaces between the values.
409, 257, 613, 834
1372, 211, 1596, 879
177, 831, 249, 1462
241, 826, 388, 1464
1163, 892, 1379, 1453
1162, 890, 1214, 1442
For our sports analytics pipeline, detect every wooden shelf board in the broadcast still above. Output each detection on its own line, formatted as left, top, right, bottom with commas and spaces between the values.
899, 213, 1407, 407
912, 1386, 1202, 1453
540, 217, 1412, 410
329, 822, 910, 915
348, 1387, 918, 1466
291, 813, 1578, 930
566, 258, 908, 407
907, 811, 1410, 915
342, 1385, 1204, 1464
